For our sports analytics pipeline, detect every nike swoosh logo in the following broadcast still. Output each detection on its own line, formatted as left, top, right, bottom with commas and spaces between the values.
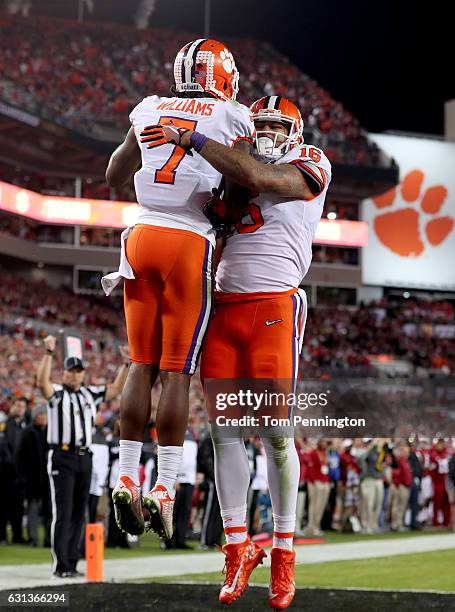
265, 319, 283, 326
269, 586, 278, 599
223, 561, 244, 594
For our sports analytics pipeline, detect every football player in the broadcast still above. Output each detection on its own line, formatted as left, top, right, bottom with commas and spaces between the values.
144, 96, 331, 608
103, 39, 254, 539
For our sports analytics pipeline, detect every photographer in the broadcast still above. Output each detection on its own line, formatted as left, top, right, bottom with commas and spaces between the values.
36, 334, 128, 577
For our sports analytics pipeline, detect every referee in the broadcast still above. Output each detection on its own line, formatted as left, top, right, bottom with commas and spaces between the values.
37, 335, 128, 577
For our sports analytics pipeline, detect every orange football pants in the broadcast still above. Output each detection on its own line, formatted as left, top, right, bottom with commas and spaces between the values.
200, 288, 305, 380
124, 224, 212, 373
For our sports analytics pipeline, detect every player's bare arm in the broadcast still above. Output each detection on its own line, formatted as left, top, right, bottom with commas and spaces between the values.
197, 138, 314, 200
140, 124, 314, 200
105, 345, 130, 400
37, 334, 57, 399
106, 127, 141, 188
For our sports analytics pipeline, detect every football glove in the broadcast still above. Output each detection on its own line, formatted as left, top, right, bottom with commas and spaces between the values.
203, 188, 228, 232
140, 123, 193, 154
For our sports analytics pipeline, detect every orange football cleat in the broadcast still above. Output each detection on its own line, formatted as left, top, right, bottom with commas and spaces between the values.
219, 537, 266, 605
268, 548, 296, 609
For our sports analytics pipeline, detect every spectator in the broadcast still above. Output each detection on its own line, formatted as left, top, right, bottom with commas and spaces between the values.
339, 438, 360, 532
0, 412, 9, 544
305, 438, 330, 536
359, 439, 386, 534
88, 415, 110, 523
246, 437, 263, 535
106, 418, 128, 548
295, 436, 311, 535
378, 446, 393, 530
390, 443, 412, 531
429, 438, 451, 527
0, 397, 28, 544
321, 439, 341, 531
17, 404, 51, 547
407, 439, 423, 530
249, 442, 269, 535
448, 451, 455, 531
166, 430, 198, 550
197, 433, 222, 549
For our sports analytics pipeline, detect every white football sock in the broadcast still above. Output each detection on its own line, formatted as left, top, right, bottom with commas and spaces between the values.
221, 504, 248, 544
155, 445, 183, 498
262, 433, 299, 550
119, 439, 143, 487
210, 423, 250, 543
273, 513, 296, 550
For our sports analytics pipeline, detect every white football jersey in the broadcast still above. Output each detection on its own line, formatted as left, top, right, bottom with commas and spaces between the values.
130, 95, 254, 245
216, 144, 331, 292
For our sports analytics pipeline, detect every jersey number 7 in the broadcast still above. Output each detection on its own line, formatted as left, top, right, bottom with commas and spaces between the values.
154, 116, 198, 185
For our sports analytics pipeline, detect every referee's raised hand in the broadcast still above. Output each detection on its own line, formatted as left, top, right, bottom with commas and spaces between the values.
37, 335, 57, 399
44, 334, 57, 353
119, 344, 130, 365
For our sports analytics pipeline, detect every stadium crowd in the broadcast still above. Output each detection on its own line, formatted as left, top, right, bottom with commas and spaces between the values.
0, 271, 454, 551
1, 272, 455, 395
1, 396, 454, 550
0, 13, 386, 167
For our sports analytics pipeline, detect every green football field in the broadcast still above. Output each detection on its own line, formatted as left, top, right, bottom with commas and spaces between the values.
0, 528, 446, 566
141, 549, 455, 592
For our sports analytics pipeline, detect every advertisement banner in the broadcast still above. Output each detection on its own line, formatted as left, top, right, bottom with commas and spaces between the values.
362, 134, 455, 290
0, 180, 368, 248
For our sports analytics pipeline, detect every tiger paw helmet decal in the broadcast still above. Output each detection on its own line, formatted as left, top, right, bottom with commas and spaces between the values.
219, 48, 235, 74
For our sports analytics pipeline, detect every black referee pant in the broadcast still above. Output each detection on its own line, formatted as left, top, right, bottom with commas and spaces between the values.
200, 479, 223, 547
173, 483, 194, 547
47, 448, 92, 573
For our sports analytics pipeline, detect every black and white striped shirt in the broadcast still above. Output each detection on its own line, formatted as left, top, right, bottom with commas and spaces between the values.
46, 384, 107, 448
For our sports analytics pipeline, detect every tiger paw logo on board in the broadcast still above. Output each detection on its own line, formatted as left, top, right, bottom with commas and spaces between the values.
372, 170, 453, 257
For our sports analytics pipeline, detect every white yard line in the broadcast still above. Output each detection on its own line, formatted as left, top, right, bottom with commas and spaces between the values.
1, 534, 454, 591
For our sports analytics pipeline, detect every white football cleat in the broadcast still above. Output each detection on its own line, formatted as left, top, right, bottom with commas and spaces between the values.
143, 484, 175, 539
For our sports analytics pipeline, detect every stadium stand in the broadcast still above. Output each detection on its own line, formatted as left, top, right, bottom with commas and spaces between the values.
0, 14, 389, 167
1, 269, 454, 415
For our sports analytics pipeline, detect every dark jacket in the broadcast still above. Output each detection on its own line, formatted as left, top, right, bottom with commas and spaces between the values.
449, 455, 455, 488
5, 415, 28, 471
17, 424, 48, 499
0, 420, 9, 464
408, 451, 423, 481
197, 435, 215, 481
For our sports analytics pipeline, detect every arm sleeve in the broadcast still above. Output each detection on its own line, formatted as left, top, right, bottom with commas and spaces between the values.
290, 159, 329, 195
